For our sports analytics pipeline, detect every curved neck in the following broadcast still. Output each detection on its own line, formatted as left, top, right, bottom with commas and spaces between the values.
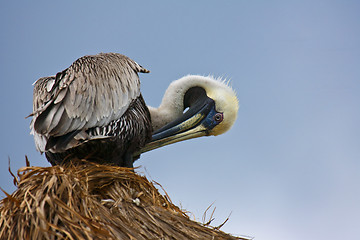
148, 104, 183, 131
147, 75, 228, 131
147, 78, 192, 131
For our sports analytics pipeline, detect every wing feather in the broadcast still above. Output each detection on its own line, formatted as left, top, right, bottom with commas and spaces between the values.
47, 104, 66, 133
73, 89, 83, 109
31, 53, 149, 147
34, 103, 64, 134
30, 76, 56, 115
49, 111, 73, 136
54, 88, 67, 104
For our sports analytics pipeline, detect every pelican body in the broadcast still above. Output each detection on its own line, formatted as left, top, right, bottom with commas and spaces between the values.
30, 53, 152, 167
30, 53, 239, 168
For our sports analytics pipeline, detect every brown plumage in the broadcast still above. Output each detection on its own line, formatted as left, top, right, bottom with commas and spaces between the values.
29, 53, 152, 167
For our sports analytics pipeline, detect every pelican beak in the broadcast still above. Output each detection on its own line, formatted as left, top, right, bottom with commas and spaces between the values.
139, 97, 223, 154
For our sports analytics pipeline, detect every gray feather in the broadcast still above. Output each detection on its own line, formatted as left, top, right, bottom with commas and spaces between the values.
30, 53, 149, 153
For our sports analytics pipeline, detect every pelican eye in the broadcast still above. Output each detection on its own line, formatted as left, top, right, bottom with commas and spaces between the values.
214, 113, 223, 122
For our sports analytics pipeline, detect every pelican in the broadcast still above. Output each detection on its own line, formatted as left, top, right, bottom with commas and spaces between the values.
29, 53, 239, 168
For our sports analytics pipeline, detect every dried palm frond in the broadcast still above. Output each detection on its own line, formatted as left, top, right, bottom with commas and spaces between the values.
0, 160, 246, 239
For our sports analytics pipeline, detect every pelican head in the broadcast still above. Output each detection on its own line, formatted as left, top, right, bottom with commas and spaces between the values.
140, 75, 239, 154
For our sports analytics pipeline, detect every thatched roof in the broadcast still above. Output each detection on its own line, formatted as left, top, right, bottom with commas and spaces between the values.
0, 160, 247, 239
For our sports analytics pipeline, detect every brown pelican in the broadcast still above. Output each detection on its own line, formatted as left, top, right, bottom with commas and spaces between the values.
29, 53, 239, 168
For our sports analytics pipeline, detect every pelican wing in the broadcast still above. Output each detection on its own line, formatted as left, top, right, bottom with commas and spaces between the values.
31, 53, 149, 139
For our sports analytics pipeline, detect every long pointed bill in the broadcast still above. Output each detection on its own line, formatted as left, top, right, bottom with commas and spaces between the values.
139, 97, 223, 154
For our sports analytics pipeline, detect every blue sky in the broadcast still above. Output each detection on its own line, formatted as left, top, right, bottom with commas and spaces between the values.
1, 1, 359, 239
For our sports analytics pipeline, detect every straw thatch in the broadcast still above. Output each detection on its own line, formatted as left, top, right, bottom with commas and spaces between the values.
0, 160, 247, 240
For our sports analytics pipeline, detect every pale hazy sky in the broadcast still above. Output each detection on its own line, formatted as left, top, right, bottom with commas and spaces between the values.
1, 1, 359, 239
